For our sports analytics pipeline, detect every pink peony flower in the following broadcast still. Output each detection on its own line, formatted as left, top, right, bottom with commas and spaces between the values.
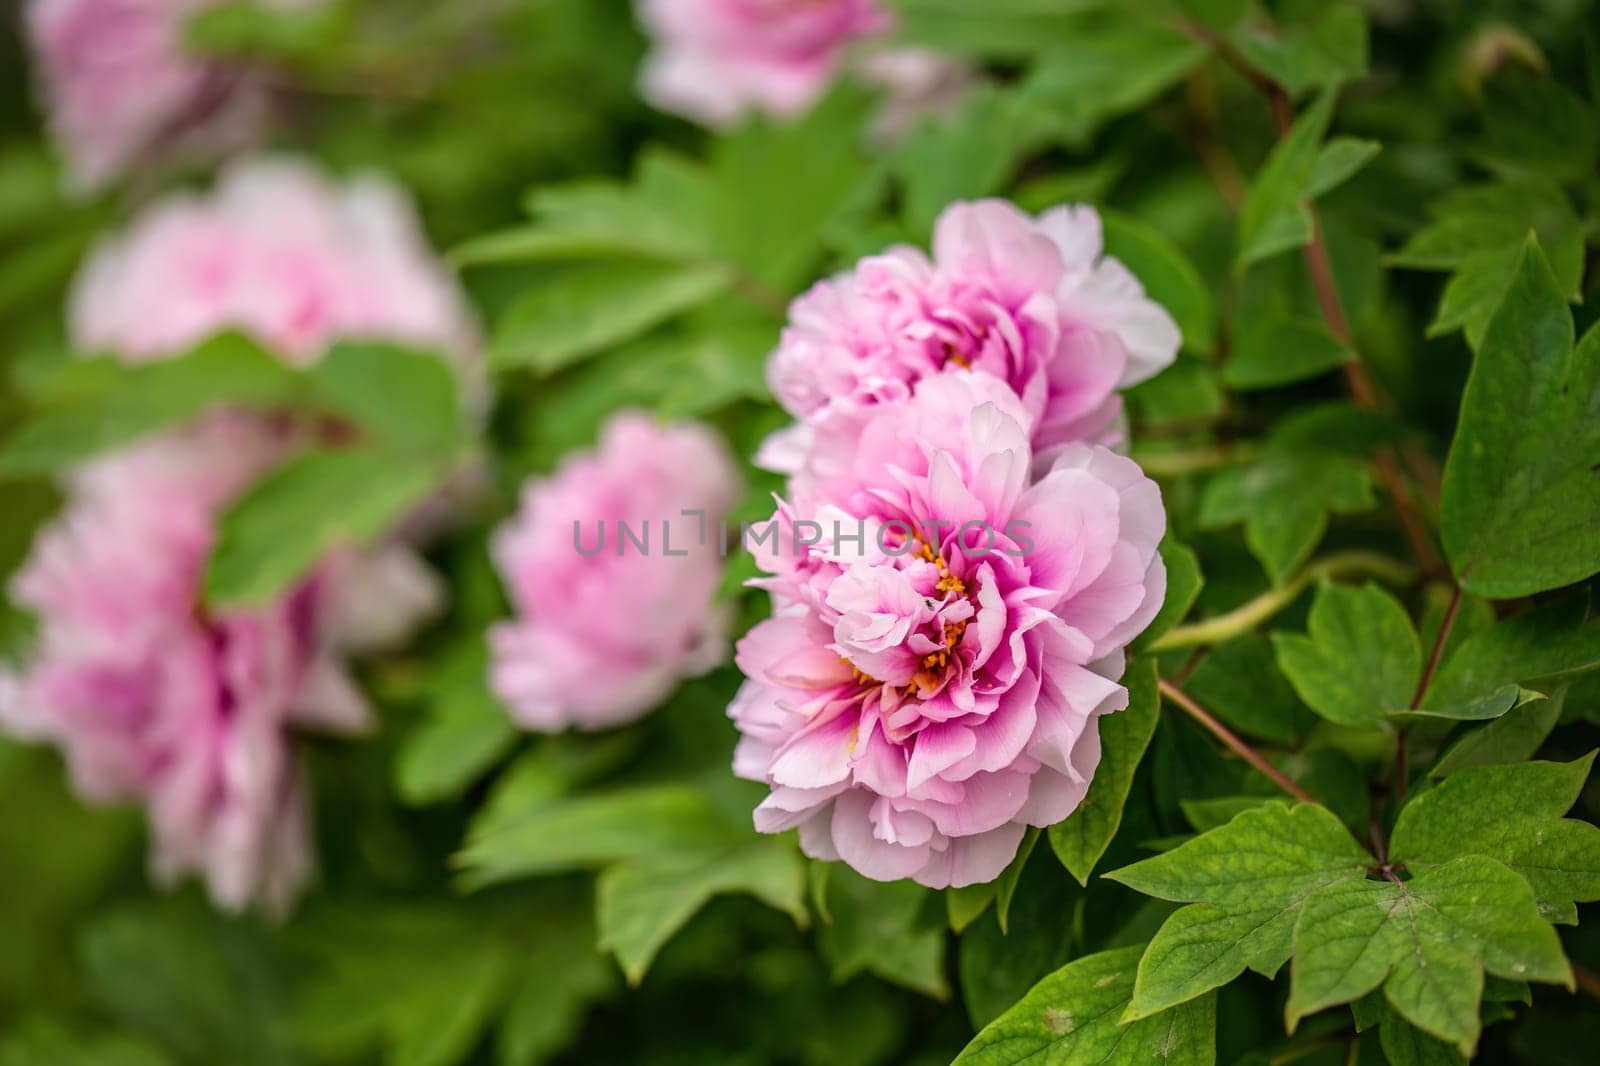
762, 199, 1181, 469
0, 415, 440, 913
490, 413, 741, 732
70, 157, 478, 365
25, 0, 308, 190
635, 0, 892, 126
729, 373, 1166, 887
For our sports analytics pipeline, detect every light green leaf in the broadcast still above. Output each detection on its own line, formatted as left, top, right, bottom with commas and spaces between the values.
0, 333, 299, 477
203, 446, 441, 607
1440, 236, 1600, 597
1304, 137, 1381, 199
1288, 856, 1570, 1055
1271, 582, 1420, 729
1108, 802, 1370, 1019
1049, 659, 1159, 884
1386, 684, 1521, 723
457, 784, 743, 887
952, 945, 1216, 1066
1236, 93, 1335, 269
491, 260, 732, 373
1429, 690, 1565, 780
1022, 21, 1207, 145
307, 341, 462, 453
396, 642, 517, 806
598, 840, 807, 984
1391, 754, 1600, 923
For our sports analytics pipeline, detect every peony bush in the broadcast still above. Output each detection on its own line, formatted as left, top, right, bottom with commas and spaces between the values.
1, 2, 1599, 1064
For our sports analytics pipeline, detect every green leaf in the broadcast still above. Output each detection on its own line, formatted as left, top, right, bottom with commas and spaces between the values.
895, 85, 1053, 236
457, 784, 744, 887
1107, 802, 1370, 1019
1387, 684, 1521, 722
0, 333, 299, 477
1185, 636, 1310, 746
709, 88, 880, 292
1232, 4, 1369, 97
1236, 93, 1336, 269
1049, 659, 1160, 884
80, 902, 293, 1066
1288, 856, 1569, 1055
1426, 595, 1600, 709
818, 869, 948, 1000
395, 642, 518, 806
1222, 313, 1350, 390
1429, 689, 1565, 779
1305, 137, 1381, 198
1440, 236, 1600, 598
1198, 450, 1374, 584
894, 0, 1127, 59
952, 945, 1216, 1066
1390, 754, 1600, 923
307, 341, 462, 453
1022, 20, 1207, 145
203, 446, 440, 607
491, 260, 732, 373
1271, 582, 1420, 729
598, 840, 807, 984
1101, 210, 1217, 356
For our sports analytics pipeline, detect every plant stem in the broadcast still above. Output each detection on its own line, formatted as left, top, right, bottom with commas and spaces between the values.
1394, 584, 1463, 801
1158, 678, 1317, 804
1150, 550, 1415, 651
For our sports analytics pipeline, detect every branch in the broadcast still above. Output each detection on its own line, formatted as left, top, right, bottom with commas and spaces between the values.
1150, 551, 1415, 651
1158, 679, 1316, 804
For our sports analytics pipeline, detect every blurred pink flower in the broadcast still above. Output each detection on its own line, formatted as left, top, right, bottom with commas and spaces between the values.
25, 0, 307, 190
763, 200, 1181, 470
490, 413, 741, 732
635, 0, 891, 126
71, 157, 478, 365
0, 415, 440, 913
730, 373, 1166, 888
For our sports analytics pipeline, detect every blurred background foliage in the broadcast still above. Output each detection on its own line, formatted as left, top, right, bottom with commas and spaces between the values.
1, 0, 1599, 1063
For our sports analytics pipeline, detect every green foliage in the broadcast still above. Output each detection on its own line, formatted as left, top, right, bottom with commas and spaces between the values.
4, 0, 1600, 1063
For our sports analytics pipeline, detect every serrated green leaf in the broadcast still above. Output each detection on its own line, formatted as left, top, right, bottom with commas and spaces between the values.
1391, 754, 1600, 922
1288, 856, 1569, 1055
203, 446, 440, 607
952, 945, 1216, 1066
1049, 659, 1159, 884
1271, 582, 1420, 729
1440, 237, 1600, 597
1108, 802, 1370, 1019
